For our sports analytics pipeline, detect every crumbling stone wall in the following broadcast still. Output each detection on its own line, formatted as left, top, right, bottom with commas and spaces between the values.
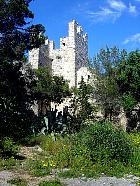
29, 20, 89, 88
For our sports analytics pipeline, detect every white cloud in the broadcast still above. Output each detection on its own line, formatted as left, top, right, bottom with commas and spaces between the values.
129, 3, 137, 15
87, 8, 121, 23
74, 0, 139, 24
108, 0, 126, 11
123, 33, 140, 44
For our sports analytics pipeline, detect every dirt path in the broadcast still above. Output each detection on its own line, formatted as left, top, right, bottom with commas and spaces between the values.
0, 170, 139, 186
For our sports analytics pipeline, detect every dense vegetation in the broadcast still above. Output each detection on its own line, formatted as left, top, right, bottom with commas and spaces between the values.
0, 0, 70, 139
0, 0, 45, 139
0, 0, 140, 185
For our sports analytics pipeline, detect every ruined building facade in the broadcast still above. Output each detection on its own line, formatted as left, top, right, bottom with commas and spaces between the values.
29, 20, 90, 88
28, 20, 128, 130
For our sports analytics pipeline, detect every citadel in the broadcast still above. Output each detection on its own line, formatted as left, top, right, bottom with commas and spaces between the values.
29, 20, 91, 88
29, 20, 127, 130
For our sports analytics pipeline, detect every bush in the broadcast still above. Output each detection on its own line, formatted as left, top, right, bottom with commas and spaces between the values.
76, 122, 134, 163
129, 132, 140, 148
0, 157, 17, 170
23, 127, 139, 178
0, 137, 19, 158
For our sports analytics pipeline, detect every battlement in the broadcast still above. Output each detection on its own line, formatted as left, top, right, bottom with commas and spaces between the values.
46, 20, 88, 52
29, 20, 88, 87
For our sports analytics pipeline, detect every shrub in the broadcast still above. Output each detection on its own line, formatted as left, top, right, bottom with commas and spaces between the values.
76, 122, 134, 163
0, 137, 19, 158
129, 132, 140, 148
24, 127, 139, 178
0, 157, 17, 170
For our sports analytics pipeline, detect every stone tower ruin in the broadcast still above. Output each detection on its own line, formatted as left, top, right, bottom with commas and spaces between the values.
29, 20, 89, 87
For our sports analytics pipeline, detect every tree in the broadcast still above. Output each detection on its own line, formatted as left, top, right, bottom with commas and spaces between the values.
0, 63, 37, 139
34, 67, 71, 116
0, 0, 45, 139
68, 78, 95, 132
117, 50, 140, 110
0, 0, 45, 62
117, 50, 140, 130
92, 47, 127, 121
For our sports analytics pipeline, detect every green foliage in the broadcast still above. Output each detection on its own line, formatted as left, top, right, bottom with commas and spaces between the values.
38, 134, 73, 168
0, 137, 19, 158
0, 130, 140, 178
39, 180, 65, 186
59, 159, 132, 178
129, 132, 140, 148
127, 133, 140, 176
8, 177, 27, 186
58, 169, 83, 178
77, 122, 134, 163
18, 135, 39, 146
0, 0, 45, 62
117, 50, 140, 110
69, 78, 95, 132
116, 50, 140, 130
75, 78, 94, 120
58, 129, 140, 178
0, 157, 17, 170
60, 160, 129, 178
36, 135, 91, 173
35, 67, 70, 101
0, 63, 38, 139
0, 0, 45, 139
93, 47, 127, 120
90, 160, 129, 178
122, 92, 137, 111
25, 159, 51, 176
34, 67, 70, 115
29, 130, 140, 178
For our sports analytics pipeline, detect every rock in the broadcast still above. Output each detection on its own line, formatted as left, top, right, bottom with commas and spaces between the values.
34, 145, 43, 153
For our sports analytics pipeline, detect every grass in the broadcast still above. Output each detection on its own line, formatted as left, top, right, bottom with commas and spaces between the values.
0, 157, 19, 170
39, 179, 65, 186
0, 122, 140, 180
36, 134, 74, 169
20, 158, 51, 177
58, 160, 134, 178
29, 125, 140, 179
129, 132, 140, 148
48, 123, 140, 178
7, 177, 27, 186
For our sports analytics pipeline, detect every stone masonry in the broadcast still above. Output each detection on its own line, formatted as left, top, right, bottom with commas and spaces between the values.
29, 20, 90, 88
29, 20, 92, 114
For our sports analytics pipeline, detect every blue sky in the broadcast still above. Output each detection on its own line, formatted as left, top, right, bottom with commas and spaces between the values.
30, 0, 140, 57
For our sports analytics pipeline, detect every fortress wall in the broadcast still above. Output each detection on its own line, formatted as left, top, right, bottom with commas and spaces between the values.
29, 20, 89, 88
29, 48, 39, 69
